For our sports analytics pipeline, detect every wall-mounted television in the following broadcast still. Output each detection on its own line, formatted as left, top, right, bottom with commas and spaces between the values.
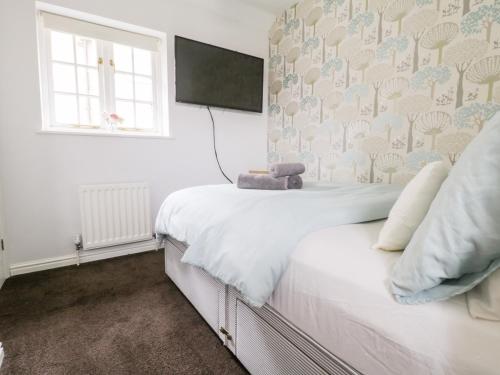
174, 36, 264, 113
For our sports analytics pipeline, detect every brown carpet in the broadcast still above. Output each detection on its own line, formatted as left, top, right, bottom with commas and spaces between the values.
0, 250, 248, 375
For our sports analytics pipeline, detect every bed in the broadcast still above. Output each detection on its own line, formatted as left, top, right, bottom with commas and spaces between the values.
157, 185, 500, 375
268, 221, 500, 375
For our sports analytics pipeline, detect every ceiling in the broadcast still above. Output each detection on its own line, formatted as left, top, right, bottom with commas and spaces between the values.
241, 0, 297, 15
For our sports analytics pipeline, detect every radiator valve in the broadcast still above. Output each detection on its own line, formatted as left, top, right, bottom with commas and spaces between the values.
74, 234, 82, 251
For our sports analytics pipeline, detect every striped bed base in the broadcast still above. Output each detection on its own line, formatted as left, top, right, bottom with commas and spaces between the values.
165, 238, 360, 375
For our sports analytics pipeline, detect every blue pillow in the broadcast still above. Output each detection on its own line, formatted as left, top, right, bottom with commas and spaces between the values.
391, 112, 500, 304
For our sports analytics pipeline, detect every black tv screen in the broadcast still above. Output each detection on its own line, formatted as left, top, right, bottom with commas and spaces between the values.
175, 36, 264, 113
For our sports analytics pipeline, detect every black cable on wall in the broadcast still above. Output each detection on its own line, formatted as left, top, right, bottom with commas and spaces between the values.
206, 106, 233, 184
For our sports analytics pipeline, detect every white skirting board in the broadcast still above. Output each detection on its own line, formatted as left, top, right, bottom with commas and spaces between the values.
9, 239, 158, 276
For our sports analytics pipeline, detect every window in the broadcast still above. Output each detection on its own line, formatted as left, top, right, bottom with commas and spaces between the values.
36, 4, 168, 137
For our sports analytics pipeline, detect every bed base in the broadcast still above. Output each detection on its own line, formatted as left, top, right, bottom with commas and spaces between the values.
165, 238, 360, 375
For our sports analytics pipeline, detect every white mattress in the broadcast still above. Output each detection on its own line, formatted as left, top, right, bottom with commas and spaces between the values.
268, 220, 500, 375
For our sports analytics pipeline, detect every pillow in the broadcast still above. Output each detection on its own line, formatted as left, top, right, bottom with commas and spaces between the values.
467, 268, 500, 320
391, 111, 500, 304
374, 161, 449, 251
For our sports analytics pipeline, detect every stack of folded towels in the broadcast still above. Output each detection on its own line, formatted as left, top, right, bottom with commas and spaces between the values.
237, 163, 305, 190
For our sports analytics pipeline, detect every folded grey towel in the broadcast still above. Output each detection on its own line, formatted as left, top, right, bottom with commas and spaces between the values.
269, 163, 305, 177
287, 175, 303, 189
237, 174, 303, 190
237, 174, 288, 190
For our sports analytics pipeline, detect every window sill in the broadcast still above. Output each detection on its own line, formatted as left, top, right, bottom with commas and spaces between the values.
38, 128, 174, 140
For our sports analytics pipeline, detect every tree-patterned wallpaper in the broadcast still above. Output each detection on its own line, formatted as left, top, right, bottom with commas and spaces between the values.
268, 0, 500, 184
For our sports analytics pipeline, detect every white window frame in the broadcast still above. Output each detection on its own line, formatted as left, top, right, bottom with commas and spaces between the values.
35, 1, 170, 138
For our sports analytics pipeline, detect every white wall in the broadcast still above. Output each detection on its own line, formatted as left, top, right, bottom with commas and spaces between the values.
0, 0, 274, 266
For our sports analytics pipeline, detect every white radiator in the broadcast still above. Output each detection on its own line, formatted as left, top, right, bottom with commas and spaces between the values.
79, 183, 152, 250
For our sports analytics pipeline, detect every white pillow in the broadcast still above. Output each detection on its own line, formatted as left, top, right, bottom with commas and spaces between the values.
374, 161, 449, 251
467, 269, 500, 320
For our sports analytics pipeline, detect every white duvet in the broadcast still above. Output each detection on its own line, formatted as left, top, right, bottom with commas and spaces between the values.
155, 183, 401, 306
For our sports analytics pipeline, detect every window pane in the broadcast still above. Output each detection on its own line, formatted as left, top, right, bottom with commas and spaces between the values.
89, 97, 101, 125
113, 44, 132, 72
115, 100, 135, 127
52, 63, 76, 93
75, 36, 97, 67
79, 96, 100, 125
135, 76, 153, 101
114, 73, 134, 99
54, 94, 78, 124
51, 31, 74, 63
77, 67, 99, 95
133, 48, 152, 76
136, 103, 154, 129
